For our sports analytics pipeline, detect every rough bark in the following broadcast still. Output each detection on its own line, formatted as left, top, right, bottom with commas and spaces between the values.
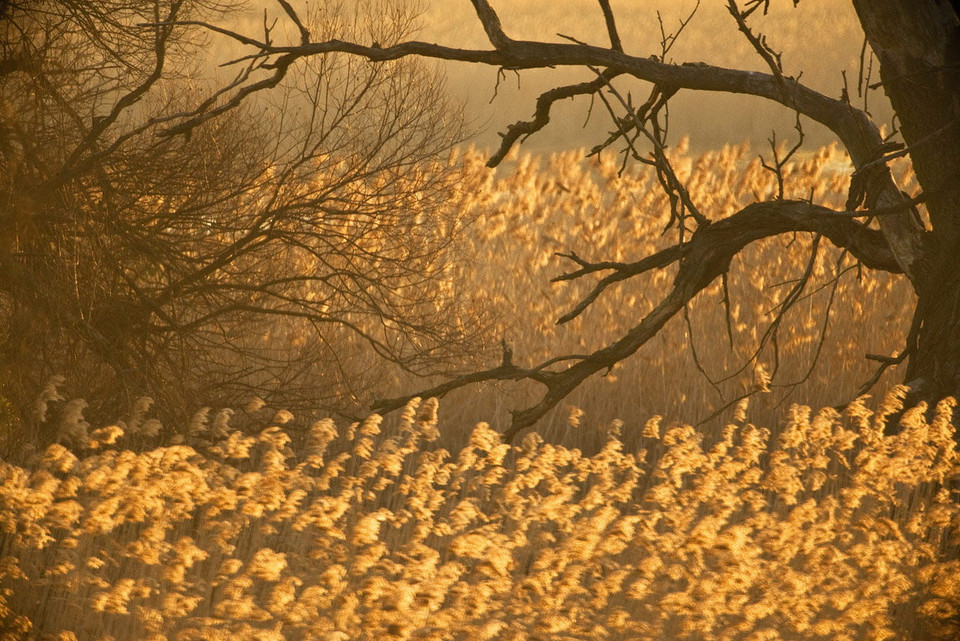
854, 0, 960, 406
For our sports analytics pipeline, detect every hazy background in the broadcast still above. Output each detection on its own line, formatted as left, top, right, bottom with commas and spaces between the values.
230, 0, 893, 155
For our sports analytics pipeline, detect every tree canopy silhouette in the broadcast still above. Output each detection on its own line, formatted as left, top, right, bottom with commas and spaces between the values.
0, 0, 483, 445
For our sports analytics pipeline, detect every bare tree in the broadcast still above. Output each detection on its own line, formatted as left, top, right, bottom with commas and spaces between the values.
0, 0, 483, 445
163, 0, 960, 441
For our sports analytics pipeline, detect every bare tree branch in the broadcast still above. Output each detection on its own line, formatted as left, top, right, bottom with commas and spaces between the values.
552, 244, 690, 324
726, 0, 785, 86
151, 1, 942, 436
758, 112, 805, 200
165, 2, 927, 284
596, 0, 623, 52
375, 199, 901, 441
488, 69, 624, 167
469, 0, 512, 49
159, 18, 873, 163
275, 0, 310, 45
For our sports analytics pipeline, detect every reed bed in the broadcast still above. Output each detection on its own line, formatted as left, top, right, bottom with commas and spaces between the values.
1, 391, 957, 640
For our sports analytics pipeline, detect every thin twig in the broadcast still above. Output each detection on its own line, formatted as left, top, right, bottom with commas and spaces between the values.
596, 0, 623, 52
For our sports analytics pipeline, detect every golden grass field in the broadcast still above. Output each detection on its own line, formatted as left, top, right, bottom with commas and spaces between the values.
1, 393, 957, 640
2, 143, 957, 640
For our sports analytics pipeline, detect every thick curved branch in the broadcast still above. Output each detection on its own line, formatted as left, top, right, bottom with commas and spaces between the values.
554, 200, 901, 324
169, 20, 869, 158
374, 200, 900, 440
468, 0, 511, 49
505, 201, 901, 439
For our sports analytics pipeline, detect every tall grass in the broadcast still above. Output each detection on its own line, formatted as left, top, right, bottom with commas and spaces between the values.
1, 392, 957, 640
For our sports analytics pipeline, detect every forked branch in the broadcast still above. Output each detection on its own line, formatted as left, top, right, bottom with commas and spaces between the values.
552, 244, 689, 324
726, 0, 785, 86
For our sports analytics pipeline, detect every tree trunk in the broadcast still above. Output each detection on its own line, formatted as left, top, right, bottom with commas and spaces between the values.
853, 0, 960, 405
